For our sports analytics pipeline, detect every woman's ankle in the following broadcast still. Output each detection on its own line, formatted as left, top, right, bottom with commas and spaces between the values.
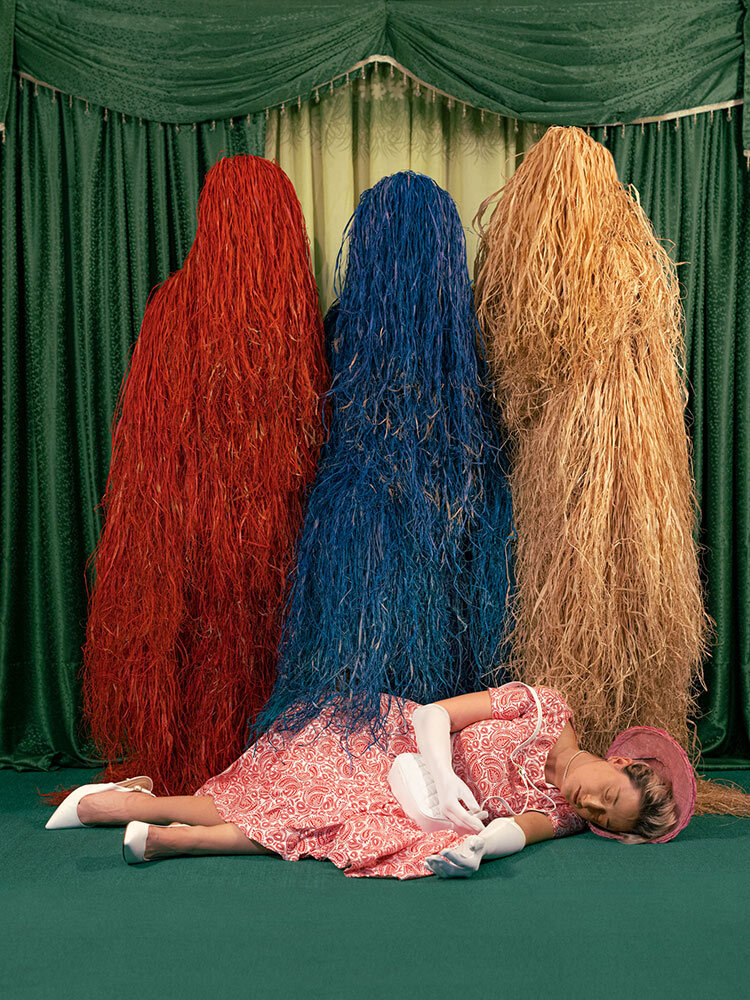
144, 825, 176, 860
77, 789, 148, 826
144, 824, 200, 860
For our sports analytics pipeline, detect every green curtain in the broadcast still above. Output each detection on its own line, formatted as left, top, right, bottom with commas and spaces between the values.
0, 76, 265, 768
270, 73, 750, 764
5, 1, 745, 136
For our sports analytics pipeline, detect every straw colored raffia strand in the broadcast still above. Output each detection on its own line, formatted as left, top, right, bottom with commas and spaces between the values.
474, 126, 746, 816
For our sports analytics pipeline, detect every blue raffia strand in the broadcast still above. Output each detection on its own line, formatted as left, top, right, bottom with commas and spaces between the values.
251, 172, 514, 752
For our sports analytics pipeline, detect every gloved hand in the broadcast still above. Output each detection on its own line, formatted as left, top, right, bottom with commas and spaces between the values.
425, 835, 485, 878
412, 703, 486, 834
434, 772, 488, 834
425, 816, 527, 878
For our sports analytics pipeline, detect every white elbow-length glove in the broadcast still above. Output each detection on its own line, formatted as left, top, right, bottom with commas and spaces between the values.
411, 704, 486, 835
424, 817, 527, 878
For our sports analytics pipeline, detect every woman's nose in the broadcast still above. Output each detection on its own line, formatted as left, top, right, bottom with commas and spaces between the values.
580, 792, 602, 811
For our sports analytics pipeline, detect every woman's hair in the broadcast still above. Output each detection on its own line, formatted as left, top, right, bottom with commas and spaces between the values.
590, 759, 750, 842
613, 762, 678, 845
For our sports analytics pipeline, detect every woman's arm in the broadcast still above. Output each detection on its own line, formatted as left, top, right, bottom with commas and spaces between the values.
433, 690, 493, 733
425, 811, 554, 878
411, 702, 486, 833
408, 688, 509, 833
511, 810, 555, 845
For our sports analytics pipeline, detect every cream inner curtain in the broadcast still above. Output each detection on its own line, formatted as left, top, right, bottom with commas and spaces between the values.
266, 65, 543, 308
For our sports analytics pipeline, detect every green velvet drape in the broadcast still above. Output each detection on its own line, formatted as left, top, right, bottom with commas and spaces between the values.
5, 1, 746, 136
0, 77, 265, 767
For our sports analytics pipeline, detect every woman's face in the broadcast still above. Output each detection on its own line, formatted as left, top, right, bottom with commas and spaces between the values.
563, 755, 641, 833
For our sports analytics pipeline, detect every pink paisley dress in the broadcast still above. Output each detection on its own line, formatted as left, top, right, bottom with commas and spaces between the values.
194, 683, 587, 879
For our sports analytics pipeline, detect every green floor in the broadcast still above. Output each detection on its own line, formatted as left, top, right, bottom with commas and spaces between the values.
4, 767, 750, 999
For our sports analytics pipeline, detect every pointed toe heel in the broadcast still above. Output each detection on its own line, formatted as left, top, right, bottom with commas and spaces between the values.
45, 775, 155, 830
122, 821, 152, 864
122, 821, 190, 864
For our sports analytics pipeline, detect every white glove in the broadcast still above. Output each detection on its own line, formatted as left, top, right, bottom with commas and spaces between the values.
425, 816, 527, 878
411, 704, 486, 834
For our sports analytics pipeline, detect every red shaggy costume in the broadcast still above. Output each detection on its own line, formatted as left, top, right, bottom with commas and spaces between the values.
79, 155, 327, 795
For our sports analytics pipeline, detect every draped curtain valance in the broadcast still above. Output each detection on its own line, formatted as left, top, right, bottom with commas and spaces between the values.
2, 1, 748, 150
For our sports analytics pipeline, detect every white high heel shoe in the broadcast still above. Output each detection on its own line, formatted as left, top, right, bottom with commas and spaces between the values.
122, 821, 189, 864
44, 776, 155, 829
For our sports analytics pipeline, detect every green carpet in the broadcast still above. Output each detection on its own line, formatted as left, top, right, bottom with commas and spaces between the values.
4, 768, 750, 999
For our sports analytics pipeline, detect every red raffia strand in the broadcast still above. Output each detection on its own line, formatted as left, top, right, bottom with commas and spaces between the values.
41, 155, 327, 804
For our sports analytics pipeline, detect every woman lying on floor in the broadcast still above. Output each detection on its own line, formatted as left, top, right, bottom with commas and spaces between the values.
44, 682, 693, 878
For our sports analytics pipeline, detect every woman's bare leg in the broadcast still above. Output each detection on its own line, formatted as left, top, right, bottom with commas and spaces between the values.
142, 823, 277, 860
77, 789, 225, 827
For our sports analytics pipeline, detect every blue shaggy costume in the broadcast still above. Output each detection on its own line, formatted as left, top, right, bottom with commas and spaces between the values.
253, 171, 514, 748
